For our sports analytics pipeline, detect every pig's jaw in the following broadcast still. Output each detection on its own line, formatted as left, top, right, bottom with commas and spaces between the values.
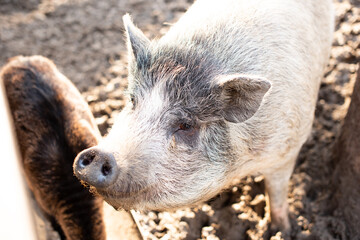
93, 185, 155, 210
94, 176, 229, 212
98, 190, 172, 211
102, 193, 207, 212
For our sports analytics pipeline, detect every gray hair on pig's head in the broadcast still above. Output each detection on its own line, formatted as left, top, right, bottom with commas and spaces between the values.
123, 14, 271, 124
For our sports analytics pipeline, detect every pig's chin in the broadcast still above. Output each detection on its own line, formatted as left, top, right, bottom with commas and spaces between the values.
99, 191, 169, 211
96, 186, 217, 212
92, 185, 198, 211
90, 184, 159, 211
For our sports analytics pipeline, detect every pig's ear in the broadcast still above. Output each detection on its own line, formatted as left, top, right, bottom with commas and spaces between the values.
123, 14, 150, 60
215, 74, 271, 123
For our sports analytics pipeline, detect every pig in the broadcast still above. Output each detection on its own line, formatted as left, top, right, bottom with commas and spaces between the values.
1, 56, 106, 240
330, 65, 360, 239
74, 0, 334, 230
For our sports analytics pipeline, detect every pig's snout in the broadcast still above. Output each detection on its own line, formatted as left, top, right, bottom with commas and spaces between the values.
74, 147, 118, 189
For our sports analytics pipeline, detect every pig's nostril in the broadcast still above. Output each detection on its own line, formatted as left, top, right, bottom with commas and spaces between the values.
81, 158, 91, 166
101, 163, 112, 176
79, 152, 95, 167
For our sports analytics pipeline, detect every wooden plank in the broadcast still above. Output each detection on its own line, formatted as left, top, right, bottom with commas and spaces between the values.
0, 77, 38, 240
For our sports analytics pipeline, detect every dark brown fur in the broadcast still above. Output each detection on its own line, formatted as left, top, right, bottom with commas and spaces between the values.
1, 56, 105, 240
331, 64, 360, 239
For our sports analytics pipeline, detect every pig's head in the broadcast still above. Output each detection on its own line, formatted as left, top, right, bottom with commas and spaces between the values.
74, 15, 271, 211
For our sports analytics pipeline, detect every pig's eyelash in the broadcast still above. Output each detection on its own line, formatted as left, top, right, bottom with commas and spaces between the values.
130, 94, 136, 104
178, 122, 192, 131
173, 118, 195, 133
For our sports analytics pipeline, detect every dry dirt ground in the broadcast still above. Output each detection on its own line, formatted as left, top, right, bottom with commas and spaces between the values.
1, 0, 360, 239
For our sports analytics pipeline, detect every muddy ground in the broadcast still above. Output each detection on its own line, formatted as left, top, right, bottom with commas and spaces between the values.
1, 0, 359, 239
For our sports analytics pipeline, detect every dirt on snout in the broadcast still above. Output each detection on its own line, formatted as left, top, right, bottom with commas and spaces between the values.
1, 0, 360, 239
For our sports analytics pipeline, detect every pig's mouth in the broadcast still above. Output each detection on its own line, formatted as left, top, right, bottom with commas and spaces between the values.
92, 184, 159, 210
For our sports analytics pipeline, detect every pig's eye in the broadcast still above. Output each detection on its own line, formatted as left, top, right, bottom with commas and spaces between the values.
173, 121, 199, 147
129, 95, 136, 107
178, 123, 192, 131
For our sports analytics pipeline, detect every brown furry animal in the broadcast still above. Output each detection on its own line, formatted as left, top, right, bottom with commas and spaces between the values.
1, 55, 105, 240
331, 65, 360, 239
